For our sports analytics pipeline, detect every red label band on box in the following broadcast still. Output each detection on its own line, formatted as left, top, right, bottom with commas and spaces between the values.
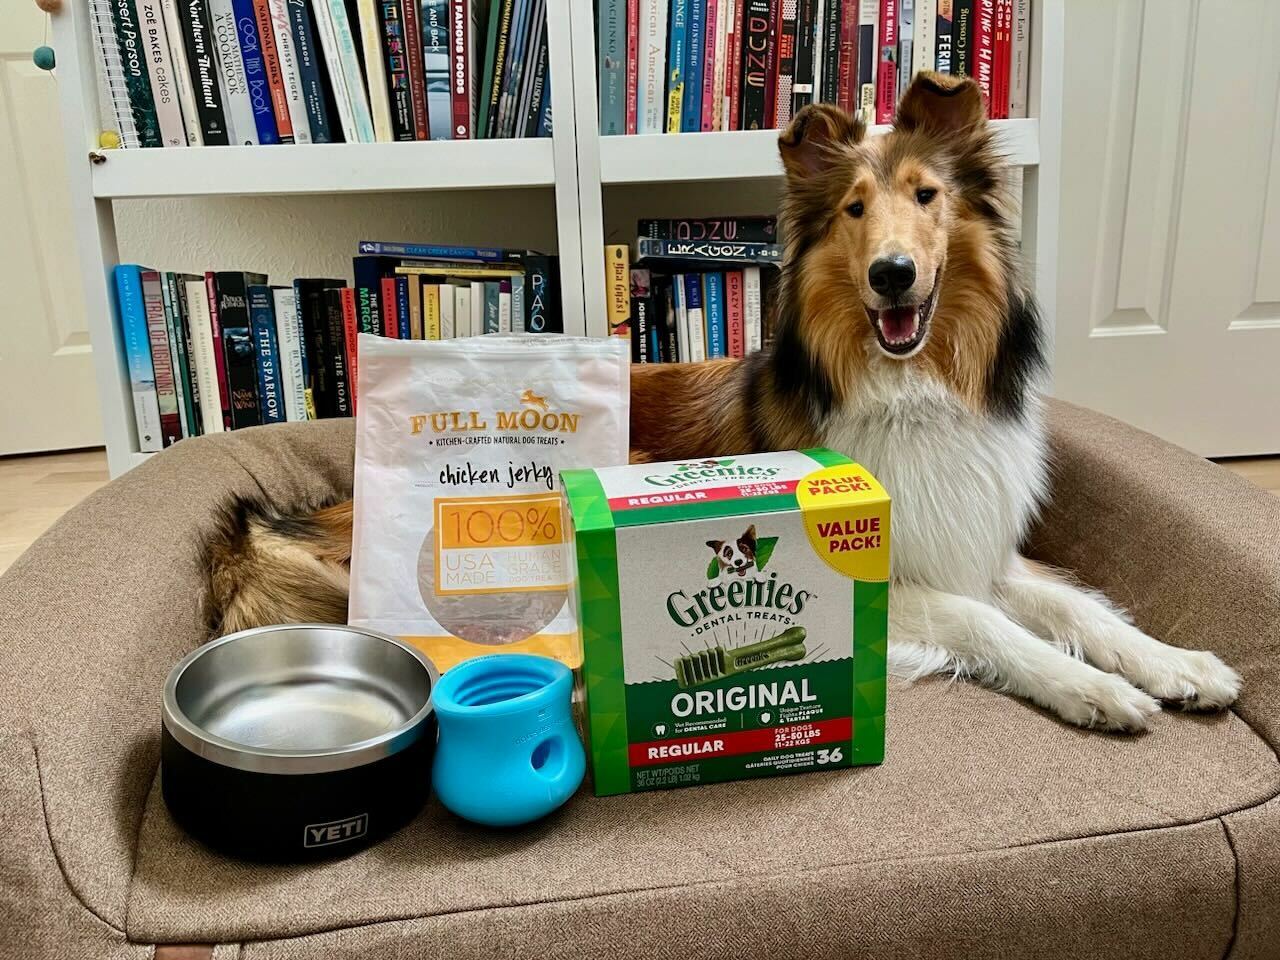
628, 717, 852, 767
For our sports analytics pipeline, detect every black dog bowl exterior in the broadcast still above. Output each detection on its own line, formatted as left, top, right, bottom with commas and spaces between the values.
161, 624, 439, 862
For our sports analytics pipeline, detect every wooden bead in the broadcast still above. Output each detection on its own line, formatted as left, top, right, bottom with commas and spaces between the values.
35, 0, 62, 12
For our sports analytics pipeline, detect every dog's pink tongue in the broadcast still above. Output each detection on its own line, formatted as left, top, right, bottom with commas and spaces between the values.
879, 307, 919, 343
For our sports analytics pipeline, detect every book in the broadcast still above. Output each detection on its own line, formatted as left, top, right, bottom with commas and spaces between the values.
636, 237, 783, 265
215, 272, 267, 429
991, 0, 1010, 119
136, 0, 187, 146
396, 276, 411, 337
952, 0, 972, 77
515, 0, 546, 136
252, 0, 295, 140
711, 0, 729, 129
791, 0, 818, 114
725, 0, 743, 127
439, 281, 456, 336
1007, 0, 1028, 117
739, 0, 769, 129
453, 283, 472, 336
629, 268, 652, 362
743, 264, 762, 353
597, 0, 625, 133
521, 15, 550, 136
449, 0, 475, 138
700, 0, 718, 131
377, 0, 415, 139
324, 288, 353, 416
498, 279, 513, 331
725, 269, 744, 357
358, 239, 512, 259
205, 0, 254, 144
287, 0, 336, 141
400, 0, 430, 137
873, 0, 896, 123
159, 0, 205, 144
640, 216, 778, 242
341, 287, 359, 407
140, 270, 183, 445
204, 273, 233, 429
422, 0, 452, 138
267, 0, 315, 140
912, 0, 935, 77
109, 0, 164, 147
973, 0, 993, 109
424, 283, 442, 338
357, 0, 394, 139
483, 281, 499, 332
672, 275, 688, 361
352, 257, 385, 333
407, 274, 423, 337
665, 0, 686, 131
772, 0, 796, 127
311, 0, 359, 139
114, 266, 163, 450
273, 286, 307, 420
934, 0, 952, 72
496, 0, 532, 136
89, 0, 143, 148
639, 0, 668, 133
682, 0, 705, 130
295, 278, 342, 414
524, 254, 561, 332
857, 0, 877, 117
159, 273, 191, 437
248, 285, 285, 423
835, 0, 857, 111
703, 271, 726, 357
683, 273, 707, 361
623, 0, 639, 132
478, 0, 511, 136
897, 0, 912, 97
606, 245, 631, 337
470, 280, 484, 334
173, 273, 204, 434
381, 276, 398, 335
176, 0, 232, 143
230, 0, 283, 143
184, 278, 224, 433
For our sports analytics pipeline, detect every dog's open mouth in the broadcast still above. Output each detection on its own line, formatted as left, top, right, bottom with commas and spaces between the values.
864, 278, 940, 357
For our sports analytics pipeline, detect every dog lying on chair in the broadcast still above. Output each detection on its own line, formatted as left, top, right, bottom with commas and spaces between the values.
207, 73, 1240, 732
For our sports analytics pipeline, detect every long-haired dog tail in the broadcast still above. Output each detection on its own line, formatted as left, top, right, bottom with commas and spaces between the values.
204, 497, 355, 634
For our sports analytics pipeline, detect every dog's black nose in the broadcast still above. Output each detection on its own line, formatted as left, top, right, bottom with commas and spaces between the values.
868, 255, 917, 297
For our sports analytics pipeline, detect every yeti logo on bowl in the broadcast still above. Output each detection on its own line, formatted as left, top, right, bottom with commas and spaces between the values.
303, 813, 370, 848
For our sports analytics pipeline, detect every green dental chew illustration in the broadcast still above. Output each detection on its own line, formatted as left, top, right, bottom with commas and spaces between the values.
674, 627, 808, 688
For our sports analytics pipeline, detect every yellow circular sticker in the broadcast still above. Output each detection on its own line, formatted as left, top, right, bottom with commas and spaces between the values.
795, 465, 891, 582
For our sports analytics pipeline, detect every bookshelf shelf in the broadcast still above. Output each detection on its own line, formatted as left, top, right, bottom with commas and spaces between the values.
596, 119, 1041, 185
90, 139, 559, 199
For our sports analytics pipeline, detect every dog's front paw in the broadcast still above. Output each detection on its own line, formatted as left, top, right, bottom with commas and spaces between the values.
1126, 648, 1242, 711
1050, 671, 1161, 733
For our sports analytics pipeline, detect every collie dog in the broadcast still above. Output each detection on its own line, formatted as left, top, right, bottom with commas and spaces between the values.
209, 73, 1239, 731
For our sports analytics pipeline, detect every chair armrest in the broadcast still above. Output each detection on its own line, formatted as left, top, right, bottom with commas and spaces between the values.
1027, 400, 1280, 748
0, 420, 354, 929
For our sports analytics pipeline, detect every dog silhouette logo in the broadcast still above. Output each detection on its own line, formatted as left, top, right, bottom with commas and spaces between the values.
520, 389, 550, 412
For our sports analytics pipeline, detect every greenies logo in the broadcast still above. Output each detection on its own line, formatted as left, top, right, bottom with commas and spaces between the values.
643, 458, 782, 489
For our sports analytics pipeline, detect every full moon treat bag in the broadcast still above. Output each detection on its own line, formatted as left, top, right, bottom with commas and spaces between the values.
349, 333, 630, 670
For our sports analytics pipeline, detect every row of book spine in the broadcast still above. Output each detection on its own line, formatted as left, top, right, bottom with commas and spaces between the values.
596, 0, 1031, 134
604, 215, 779, 361
88, 0, 552, 147
114, 241, 562, 450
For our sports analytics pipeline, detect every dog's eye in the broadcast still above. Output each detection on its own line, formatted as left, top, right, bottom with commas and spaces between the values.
916, 188, 937, 205
846, 200, 864, 218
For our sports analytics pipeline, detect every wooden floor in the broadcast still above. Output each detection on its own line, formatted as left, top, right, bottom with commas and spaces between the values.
0, 448, 1277, 577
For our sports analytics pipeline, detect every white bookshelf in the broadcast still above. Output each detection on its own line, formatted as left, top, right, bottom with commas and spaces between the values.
51, 0, 1063, 477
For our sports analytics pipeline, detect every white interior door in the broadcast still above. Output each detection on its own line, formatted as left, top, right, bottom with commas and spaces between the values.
1054, 0, 1280, 457
0, 2, 103, 455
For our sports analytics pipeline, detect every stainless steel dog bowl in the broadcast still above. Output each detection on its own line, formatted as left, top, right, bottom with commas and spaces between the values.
160, 624, 439, 861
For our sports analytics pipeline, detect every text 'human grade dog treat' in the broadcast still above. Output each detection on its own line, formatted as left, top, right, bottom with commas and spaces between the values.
349, 334, 629, 670
561, 449, 890, 796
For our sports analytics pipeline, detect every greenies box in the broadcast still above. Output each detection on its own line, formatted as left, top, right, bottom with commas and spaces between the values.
560, 449, 890, 797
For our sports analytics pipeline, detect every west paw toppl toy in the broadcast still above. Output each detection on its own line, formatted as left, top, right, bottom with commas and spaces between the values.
431, 653, 586, 827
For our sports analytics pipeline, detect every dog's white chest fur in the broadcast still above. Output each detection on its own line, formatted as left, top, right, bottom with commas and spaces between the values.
821, 367, 1048, 598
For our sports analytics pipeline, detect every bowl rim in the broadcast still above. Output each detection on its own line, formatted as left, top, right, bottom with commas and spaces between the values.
162, 623, 440, 775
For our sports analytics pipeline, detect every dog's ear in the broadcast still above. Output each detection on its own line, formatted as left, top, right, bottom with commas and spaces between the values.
895, 72, 986, 135
706, 540, 723, 552
779, 103, 864, 179
742, 525, 757, 547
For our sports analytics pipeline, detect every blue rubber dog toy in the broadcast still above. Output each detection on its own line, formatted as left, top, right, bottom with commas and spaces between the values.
432, 654, 585, 827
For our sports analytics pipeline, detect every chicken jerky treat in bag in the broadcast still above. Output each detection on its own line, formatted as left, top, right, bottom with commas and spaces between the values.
349, 333, 630, 670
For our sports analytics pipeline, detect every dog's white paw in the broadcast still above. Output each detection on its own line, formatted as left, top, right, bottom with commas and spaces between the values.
1122, 647, 1242, 711
1048, 671, 1161, 733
